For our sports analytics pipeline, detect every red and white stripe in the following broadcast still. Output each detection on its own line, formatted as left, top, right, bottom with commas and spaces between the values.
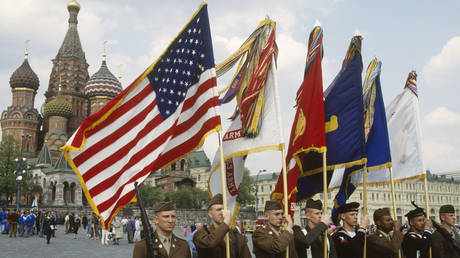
64, 68, 220, 229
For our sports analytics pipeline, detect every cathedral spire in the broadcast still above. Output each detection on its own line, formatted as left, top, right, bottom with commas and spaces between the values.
56, 0, 85, 60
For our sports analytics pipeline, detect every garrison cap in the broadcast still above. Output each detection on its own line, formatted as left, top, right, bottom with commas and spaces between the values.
264, 200, 283, 212
208, 194, 223, 210
439, 205, 455, 214
337, 202, 360, 214
305, 199, 323, 210
373, 208, 392, 223
154, 197, 176, 213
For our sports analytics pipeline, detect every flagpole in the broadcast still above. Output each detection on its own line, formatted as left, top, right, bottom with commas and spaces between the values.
388, 168, 402, 258
322, 152, 328, 258
270, 54, 289, 258
423, 172, 432, 258
363, 165, 368, 258
217, 131, 231, 258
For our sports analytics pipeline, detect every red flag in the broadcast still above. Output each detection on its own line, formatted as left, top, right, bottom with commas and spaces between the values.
271, 26, 326, 215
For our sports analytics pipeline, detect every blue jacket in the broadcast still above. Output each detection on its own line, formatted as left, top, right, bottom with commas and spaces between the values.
19, 214, 26, 225
25, 214, 36, 227
0, 211, 5, 220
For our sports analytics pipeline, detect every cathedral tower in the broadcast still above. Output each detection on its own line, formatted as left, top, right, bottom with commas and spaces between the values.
85, 45, 123, 114
1, 48, 41, 154
45, 0, 89, 134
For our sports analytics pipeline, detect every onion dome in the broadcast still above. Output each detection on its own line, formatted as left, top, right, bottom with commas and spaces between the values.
44, 89, 73, 118
10, 56, 39, 91
85, 60, 122, 98
67, 0, 80, 12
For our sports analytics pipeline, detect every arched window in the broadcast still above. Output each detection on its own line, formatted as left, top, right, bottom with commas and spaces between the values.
180, 159, 186, 171
171, 163, 176, 171
52, 182, 56, 201
63, 182, 70, 204
70, 182, 76, 203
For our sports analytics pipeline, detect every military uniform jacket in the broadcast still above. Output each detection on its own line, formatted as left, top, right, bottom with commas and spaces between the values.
132, 231, 191, 258
294, 222, 337, 258
366, 229, 403, 258
431, 227, 460, 258
401, 230, 432, 258
252, 225, 298, 258
193, 223, 251, 258
332, 227, 366, 258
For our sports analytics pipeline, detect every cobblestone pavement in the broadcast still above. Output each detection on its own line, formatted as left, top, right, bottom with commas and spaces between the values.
0, 226, 255, 258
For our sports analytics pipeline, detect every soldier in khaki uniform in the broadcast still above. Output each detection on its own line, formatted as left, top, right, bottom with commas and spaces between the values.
133, 199, 191, 258
252, 200, 298, 258
193, 194, 251, 258
294, 199, 336, 258
432, 205, 460, 258
366, 208, 403, 258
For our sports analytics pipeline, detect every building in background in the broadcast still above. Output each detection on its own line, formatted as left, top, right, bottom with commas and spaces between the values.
251, 171, 460, 224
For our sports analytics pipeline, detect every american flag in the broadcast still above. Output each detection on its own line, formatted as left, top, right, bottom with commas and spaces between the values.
62, 4, 221, 229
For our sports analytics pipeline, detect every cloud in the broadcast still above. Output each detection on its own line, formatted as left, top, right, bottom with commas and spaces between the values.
424, 106, 460, 127
423, 36, 460, 88
422, 106, 460, 172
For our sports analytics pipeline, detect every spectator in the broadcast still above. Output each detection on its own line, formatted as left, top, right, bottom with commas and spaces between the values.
64, 212, 70, 233
127, 216, 135, 243
111, 216, 123, 245
42, 211, 53, 244
0, 208, 5, 233
73, 214, 81, 239
19, 210, 27, 237
189, 222, 202, 258
8, 208, 19, 238
82, 213, 87, 231
133, 217, 142, 242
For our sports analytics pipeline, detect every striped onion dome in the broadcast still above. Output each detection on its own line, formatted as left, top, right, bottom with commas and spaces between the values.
10, 57, 39, 91
44, 91, 73, 118
85, 60, 122, 98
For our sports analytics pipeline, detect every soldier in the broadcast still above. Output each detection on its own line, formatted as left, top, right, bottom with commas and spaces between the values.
432, 204, 460, 257
366, 208, 403, 258
252, 200, 298, 258
331, 202, 368, 258
193, 194, 251, 258
401, 204, 433, 258
294, 199, 336, 258
132, 199, 191, 258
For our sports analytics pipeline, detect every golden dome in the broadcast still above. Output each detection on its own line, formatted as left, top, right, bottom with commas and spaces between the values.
67, 0, 80, 11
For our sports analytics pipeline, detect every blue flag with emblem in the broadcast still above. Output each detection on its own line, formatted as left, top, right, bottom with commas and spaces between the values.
331, 58, 392, 223
296, 35, 366, 202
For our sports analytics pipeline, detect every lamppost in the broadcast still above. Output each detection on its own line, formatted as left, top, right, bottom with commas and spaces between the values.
255, 169, 267, 219
15, 134, 31, 210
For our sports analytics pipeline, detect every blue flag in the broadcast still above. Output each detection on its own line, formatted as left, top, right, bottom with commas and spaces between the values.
331, 58, 392, 223
296, 36, 366, 202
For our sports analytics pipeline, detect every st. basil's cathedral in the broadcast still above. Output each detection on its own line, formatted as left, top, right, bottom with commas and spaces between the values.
1, 0, 123, 207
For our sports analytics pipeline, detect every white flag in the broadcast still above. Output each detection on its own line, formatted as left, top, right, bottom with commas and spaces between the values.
365, 72, 425, 184
208, 63, 284, 223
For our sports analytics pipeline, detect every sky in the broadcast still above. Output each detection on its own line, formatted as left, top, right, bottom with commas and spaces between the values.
1, 0, 459, 175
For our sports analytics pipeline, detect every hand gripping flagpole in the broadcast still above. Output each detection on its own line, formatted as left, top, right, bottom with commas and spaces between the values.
217, 131, 231, 258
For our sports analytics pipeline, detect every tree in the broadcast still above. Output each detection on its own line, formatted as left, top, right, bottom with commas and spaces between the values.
169, 187, 209, 209
236, 168, 255, 207
0, 135, 20, 199
139, 184, 163, 207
